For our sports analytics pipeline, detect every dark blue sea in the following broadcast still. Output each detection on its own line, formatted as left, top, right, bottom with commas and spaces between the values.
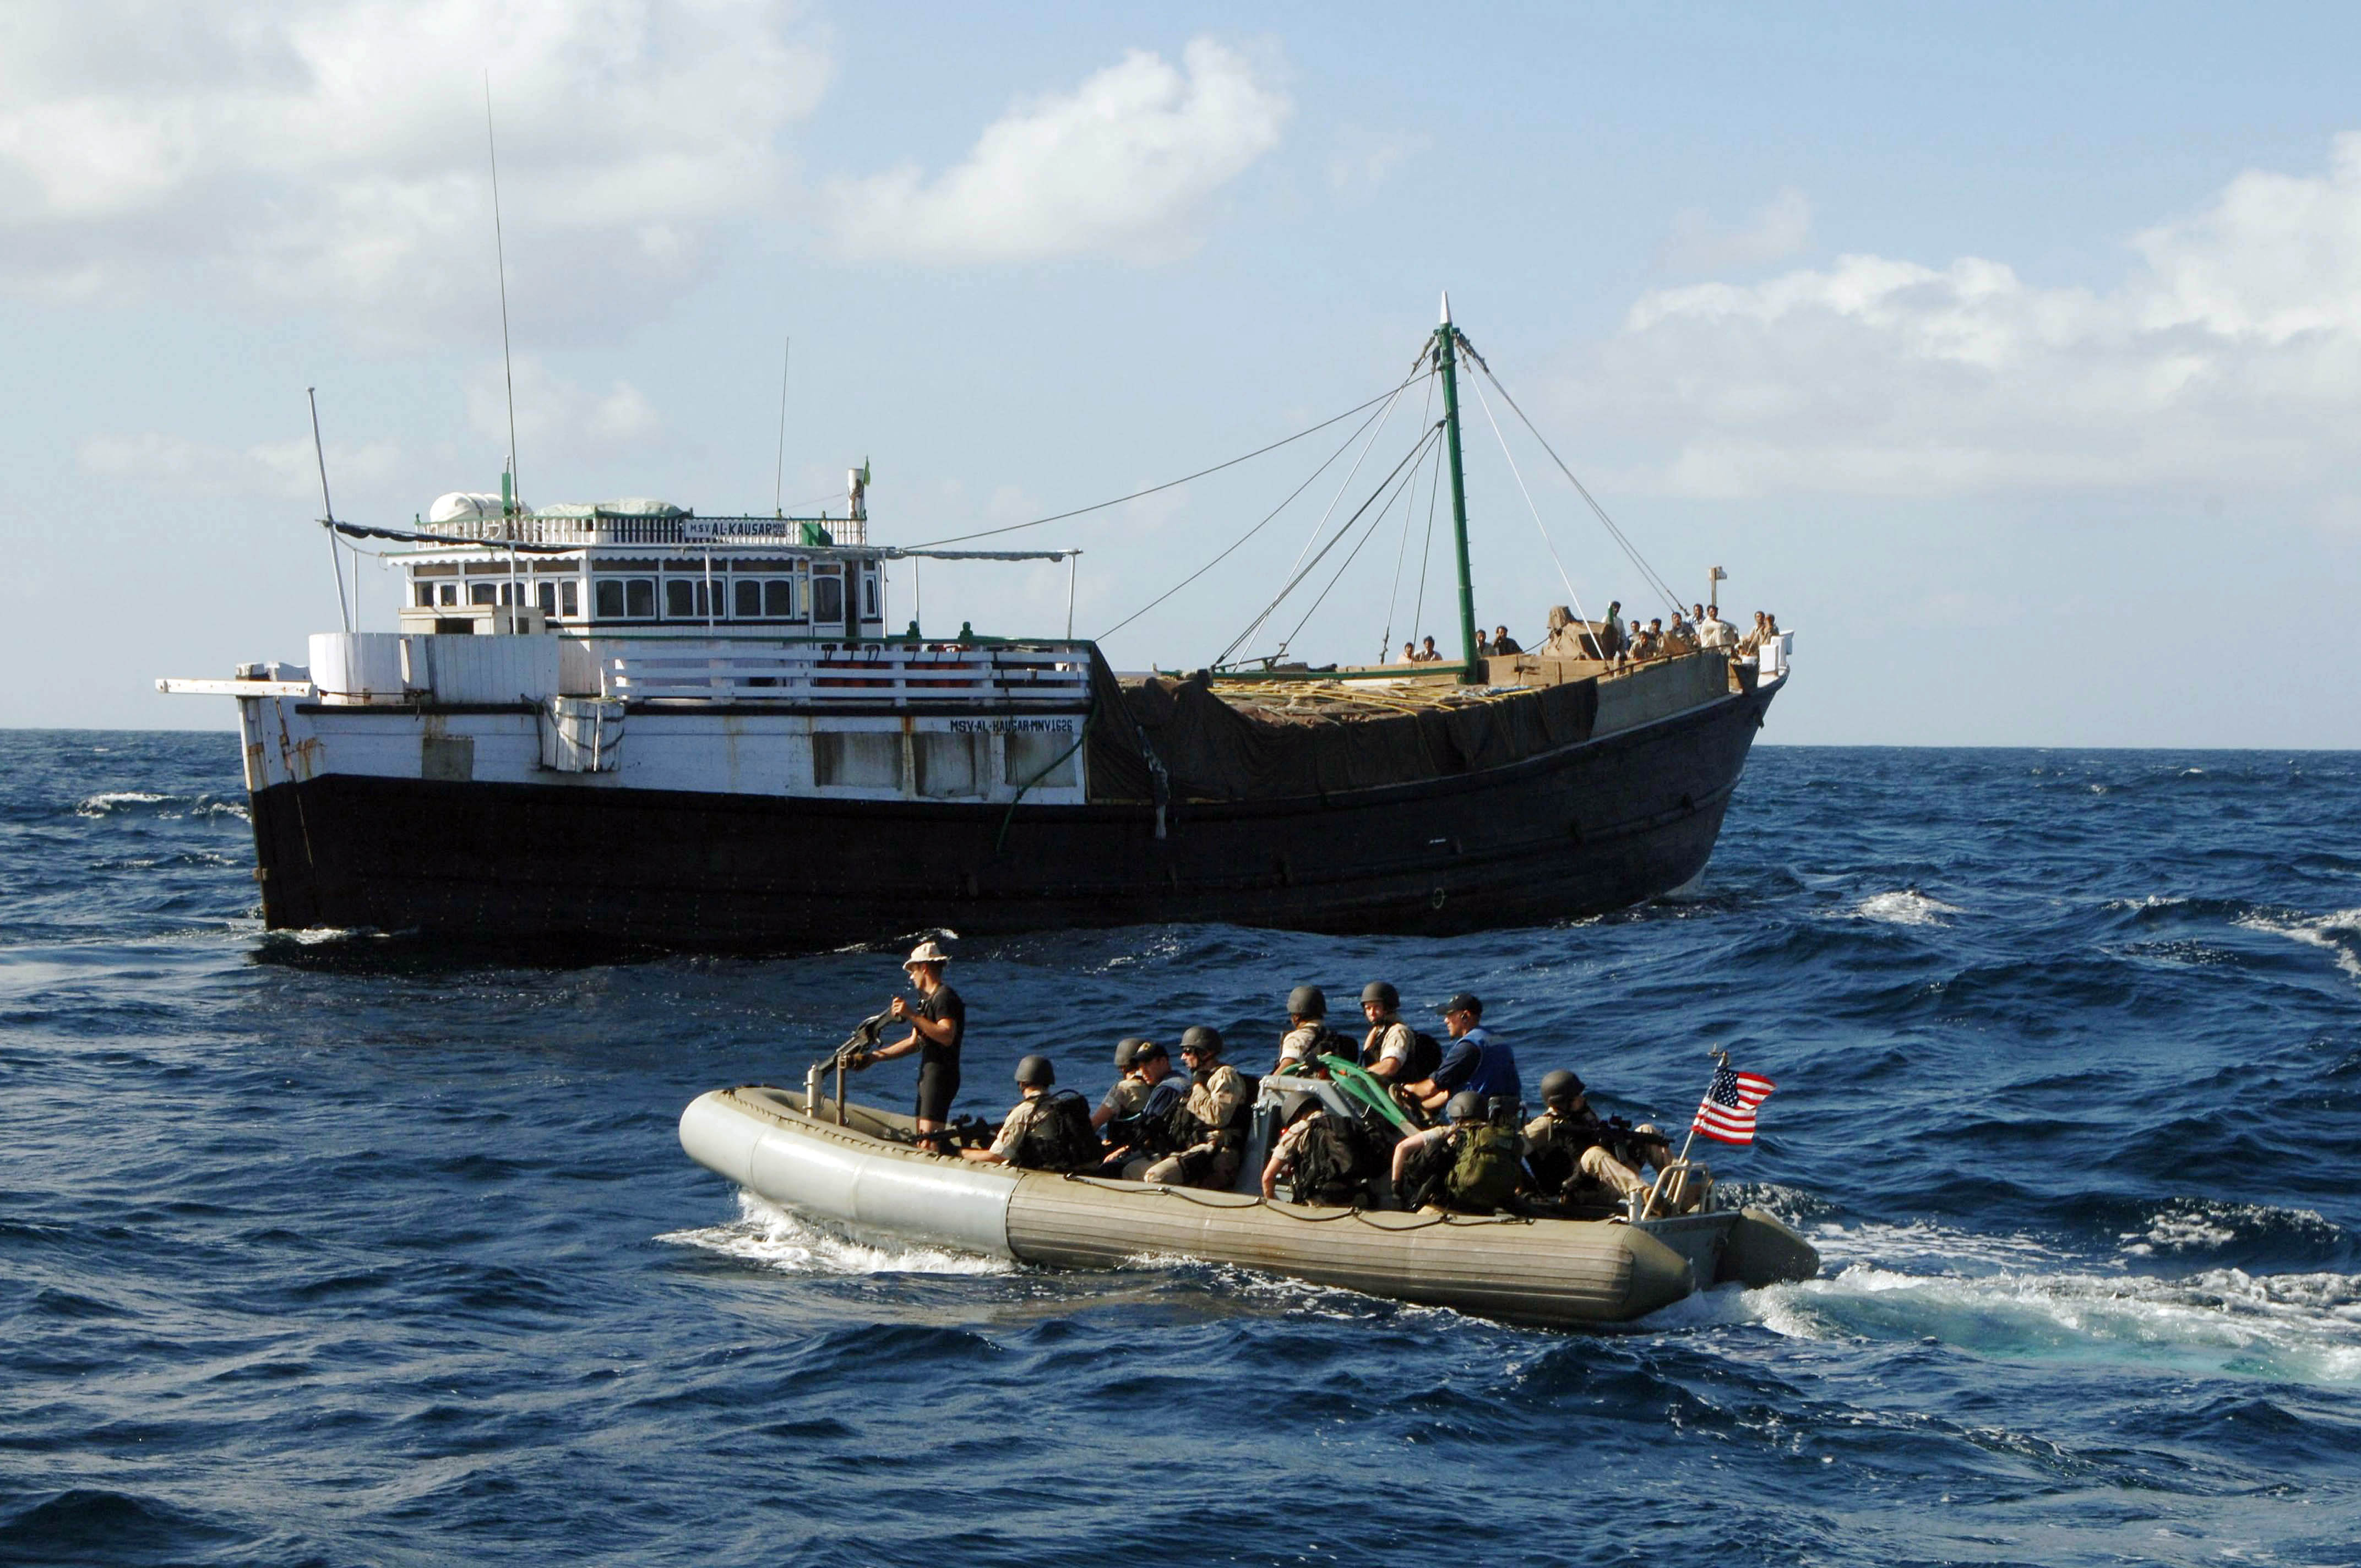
4, 732, 2358, 1567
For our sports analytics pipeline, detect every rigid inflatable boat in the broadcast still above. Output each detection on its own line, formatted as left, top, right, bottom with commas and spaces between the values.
678, 1078, 1818, 1329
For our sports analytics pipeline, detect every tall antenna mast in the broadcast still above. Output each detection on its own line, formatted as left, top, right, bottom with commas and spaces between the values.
773, 336, 791, 516
308, 387, 352, 634
485, 73, 521, 524
1434, 291, 1481, 682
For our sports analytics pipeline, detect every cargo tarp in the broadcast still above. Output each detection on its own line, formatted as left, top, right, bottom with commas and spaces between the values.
1085, 652, 1598, 804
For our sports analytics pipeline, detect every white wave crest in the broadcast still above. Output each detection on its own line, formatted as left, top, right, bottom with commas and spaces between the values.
74, 791, 170, 816
1743, 1262, 2361, 1385
2118, 1199, 2341, 1259
657, 1190, 1013, 1277
2235, 907, 2361, 983
73, 791, 249, 823
1849, 890, 1965, 927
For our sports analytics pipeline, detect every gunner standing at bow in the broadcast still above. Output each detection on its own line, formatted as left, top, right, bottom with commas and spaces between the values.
855, 940, 965, 1155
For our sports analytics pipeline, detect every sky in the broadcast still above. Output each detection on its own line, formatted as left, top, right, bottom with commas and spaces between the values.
4, 1, 2359, 745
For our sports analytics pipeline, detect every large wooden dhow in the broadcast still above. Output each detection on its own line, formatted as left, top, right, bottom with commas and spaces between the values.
161, 305, 1792, 953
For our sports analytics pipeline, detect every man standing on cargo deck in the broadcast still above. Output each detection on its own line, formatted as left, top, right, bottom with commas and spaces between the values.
858, 939, 964, 1156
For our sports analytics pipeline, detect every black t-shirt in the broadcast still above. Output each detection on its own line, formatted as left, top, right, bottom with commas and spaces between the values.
915, 984, 965, 1070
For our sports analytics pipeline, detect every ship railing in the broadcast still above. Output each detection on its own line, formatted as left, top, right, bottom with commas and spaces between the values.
604, 644, 1089, 705
414, 513, 867, 548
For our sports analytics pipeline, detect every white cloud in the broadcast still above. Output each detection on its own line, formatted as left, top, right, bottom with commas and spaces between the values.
464, 356, 663, 481
827, 38, 1289, 264
80, 431, 399, 499
0, 1, 830, 338
1655, 187, 1813, 274
1562, 136, 2361, 507
1327, 126, 1429, 195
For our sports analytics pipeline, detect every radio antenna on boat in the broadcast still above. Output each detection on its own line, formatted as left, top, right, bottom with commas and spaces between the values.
485, 73, 521, 524
773, 336, 791, 516
308, 386, 352, 635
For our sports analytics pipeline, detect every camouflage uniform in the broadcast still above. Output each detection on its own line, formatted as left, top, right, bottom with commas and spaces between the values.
1141, 1063, 1248, 1189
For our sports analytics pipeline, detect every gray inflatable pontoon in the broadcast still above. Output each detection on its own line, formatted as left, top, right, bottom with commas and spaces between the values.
679, 1082, 1818, 1329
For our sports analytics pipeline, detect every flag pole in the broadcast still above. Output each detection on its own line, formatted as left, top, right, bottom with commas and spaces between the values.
1644, 1045, 1727, 1220
1673, 1044, 1727, 1171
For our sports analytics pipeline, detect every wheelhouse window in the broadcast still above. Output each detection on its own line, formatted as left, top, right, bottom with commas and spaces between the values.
594, 578, 657, 619
727, 575, 803, 620
811, 568, 845, 625
860, 567, 879, 620
663, 578, 715, 619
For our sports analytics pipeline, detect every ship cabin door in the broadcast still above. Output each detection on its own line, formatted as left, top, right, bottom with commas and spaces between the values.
810, 564, 846, 635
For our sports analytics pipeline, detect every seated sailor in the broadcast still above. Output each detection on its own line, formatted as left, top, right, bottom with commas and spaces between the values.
1275, 984, 1354, 1072
1358, 981, 1439, 1085
1100, 1039, 1184, 1170
961, 1055, 1100, 1171
1389, 1091, 1530, 1214
1521, 1069, 1678, 1204
1135, 1026, 1251, 1188
1408, 992, 1519, 1115
1260, 1090, 1373, 1206
1091, 1037, 1151, 1133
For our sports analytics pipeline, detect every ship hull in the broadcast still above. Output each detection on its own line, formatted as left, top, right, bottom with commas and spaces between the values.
248, 682, 1775, 952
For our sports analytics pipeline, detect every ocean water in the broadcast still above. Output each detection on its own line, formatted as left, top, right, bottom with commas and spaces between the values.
3, 732, 2358, 1567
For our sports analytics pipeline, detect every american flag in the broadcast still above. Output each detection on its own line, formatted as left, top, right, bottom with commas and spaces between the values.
1691, 1065, 1776, 1145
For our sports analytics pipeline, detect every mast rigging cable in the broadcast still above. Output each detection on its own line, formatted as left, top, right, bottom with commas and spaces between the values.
1215, 421, 1444, 669
906, 373, 1422, 551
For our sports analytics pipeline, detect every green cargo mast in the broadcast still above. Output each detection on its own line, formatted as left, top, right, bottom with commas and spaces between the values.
1434, 294, 1482, 683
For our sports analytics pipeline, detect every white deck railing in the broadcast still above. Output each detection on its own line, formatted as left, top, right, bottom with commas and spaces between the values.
418, 513, 868, 548
606, 644, 1090, 705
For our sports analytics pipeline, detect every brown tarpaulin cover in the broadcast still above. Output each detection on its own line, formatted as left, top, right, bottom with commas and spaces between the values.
1085, 651, 1599, 803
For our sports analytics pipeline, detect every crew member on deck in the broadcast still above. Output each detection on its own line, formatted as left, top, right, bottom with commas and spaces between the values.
858, 939, 965, 1156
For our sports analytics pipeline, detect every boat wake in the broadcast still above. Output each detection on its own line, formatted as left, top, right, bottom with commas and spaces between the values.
657, 1190, 1013, 1277
1656, 1208, 2361, 1385
1743, 1262, 2361, 1385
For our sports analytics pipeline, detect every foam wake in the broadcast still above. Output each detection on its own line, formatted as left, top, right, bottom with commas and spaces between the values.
1748, 1263, 2361, 1385
657, 1190, 1013, 1277
1661, 1212, 2361, 1385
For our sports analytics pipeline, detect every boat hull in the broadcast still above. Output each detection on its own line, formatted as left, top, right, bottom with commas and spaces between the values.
678, 1086, 1816, 1327
251, 682, 1775, 952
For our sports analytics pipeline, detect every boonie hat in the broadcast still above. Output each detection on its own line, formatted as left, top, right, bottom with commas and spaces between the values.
904, 939, 950, 968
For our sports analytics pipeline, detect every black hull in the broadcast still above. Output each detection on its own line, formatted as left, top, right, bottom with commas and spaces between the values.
250, 685, 1775, 952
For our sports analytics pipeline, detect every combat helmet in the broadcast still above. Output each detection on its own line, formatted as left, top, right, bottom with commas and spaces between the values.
1179, 1025, 1225, 1060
